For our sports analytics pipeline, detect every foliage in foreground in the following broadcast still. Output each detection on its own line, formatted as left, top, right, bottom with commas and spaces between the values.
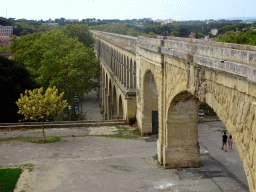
0, 56, 39, 123
16, 87, 67, 141
0, 168, 22, 192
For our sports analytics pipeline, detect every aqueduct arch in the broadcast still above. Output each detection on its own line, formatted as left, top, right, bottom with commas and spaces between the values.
108, 79, 112, 119
113, 86, 117, 119
93, 30, 256, 191
142, 70, 159, 134
164, 91, 200, 168
118, 95, 124, 119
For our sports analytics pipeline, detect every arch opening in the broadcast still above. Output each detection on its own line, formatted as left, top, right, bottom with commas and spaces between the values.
142, 70, 159, 134
108, 80, 112, 120
113, 86, 117, 119
164, 91, 249, 190
165, 91, 200, 168
118, 95, 124, 119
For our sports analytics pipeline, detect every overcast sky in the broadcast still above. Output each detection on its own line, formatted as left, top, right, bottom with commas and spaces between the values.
1, 0, 256, 21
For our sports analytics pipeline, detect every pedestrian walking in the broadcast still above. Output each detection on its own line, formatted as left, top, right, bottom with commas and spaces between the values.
228, 134, 233, 149
222, 132, 228, 152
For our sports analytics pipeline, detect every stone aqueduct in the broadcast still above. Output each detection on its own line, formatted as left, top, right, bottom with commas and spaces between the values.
92, 30, 256, 191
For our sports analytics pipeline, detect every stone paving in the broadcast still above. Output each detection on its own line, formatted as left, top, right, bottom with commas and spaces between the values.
80, 91, 103, 121
0, 122, 250, 192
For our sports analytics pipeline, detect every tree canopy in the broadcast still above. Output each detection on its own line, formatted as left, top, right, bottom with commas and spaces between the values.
216, 29, 256, 45
16, 87, 67, 140
58, 24, 94, 48
10, 30, 100, 104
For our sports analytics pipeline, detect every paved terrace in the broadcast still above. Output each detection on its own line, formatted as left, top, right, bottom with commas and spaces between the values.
0, 122, 249, 192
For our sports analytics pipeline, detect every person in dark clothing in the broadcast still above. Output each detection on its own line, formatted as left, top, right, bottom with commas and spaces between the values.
222, 132, 228, 152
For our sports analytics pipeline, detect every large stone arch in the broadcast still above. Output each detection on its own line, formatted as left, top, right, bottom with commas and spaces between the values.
163, 81, 254, 189
141, 70, 159, 134
164, 91, 200, 168
118, 95, 124, 119
203, 75, 256, 191
93, 30, 256, 191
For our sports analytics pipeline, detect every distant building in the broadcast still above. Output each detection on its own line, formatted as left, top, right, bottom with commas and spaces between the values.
154, 19, 163, 23
42, 23, 58, 26
0, 25, 13, 35
0, 33, 10, 40
211, 28, 218, 36
163, 19, 173, 24
154, 18, 173, 25
66, 19, 79, 22
204, 35, 210, 41
0, 51, 13, 59
0, 33, 11, 47
0, 33, 19, 48
189, 32, 195, 38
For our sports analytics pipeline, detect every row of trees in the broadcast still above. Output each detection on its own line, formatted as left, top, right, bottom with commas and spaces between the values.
89, 23, 190, 37
89, 21, 255, 37
1, 16, 255, 37
10, 26, 100, 109
1, 24, 100, 122
216, 29, 256, 45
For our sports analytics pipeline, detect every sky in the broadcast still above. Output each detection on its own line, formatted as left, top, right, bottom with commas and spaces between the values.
1, 0, 256, 21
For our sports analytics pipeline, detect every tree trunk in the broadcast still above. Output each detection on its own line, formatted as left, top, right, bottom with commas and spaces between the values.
42, 121, 46, 142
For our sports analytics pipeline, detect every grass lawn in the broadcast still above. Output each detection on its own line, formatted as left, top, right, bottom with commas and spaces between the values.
0, 168, 22, 192
0, 135, 62, 144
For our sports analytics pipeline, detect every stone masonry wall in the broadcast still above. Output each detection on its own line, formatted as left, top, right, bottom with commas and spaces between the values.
92, 30, 256, 191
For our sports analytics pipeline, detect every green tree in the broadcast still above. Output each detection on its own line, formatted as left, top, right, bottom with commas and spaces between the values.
220, 25, 236, 34
13, 22, 37, 36
16, 87, 67, 141
37, 25, 56, 32
216, 29, 256, 45
178, 26, 190, 37
0, 56, 39, 123
0, 17, 12, 26
171, 30, 179, 37
194, 32, 204, 39
10, 30, 100, 105
59, 24, 94, 48
0, 46, 10, 51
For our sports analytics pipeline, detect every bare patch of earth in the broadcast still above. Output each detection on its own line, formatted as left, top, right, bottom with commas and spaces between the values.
0, 126, 132, 139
